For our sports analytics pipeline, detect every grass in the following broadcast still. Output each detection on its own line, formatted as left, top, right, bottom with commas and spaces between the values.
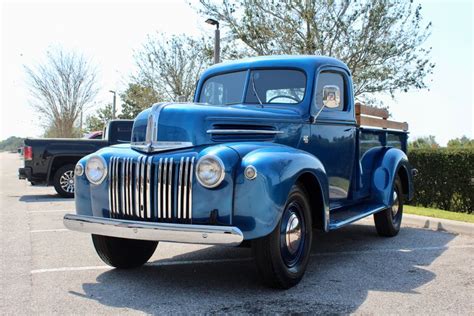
404, 205, 474, 223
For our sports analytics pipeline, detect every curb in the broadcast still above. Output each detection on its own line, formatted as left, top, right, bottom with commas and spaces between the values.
402, 214, 474, 236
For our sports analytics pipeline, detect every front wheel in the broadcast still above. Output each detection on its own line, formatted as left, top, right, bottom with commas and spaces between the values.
374, 176, 404, 237
252, 184, 313, 289
92, 235, 158, 269
53, 164, 75, 198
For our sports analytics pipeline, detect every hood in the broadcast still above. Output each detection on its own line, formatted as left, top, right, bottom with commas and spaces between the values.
130, 102, 303, 153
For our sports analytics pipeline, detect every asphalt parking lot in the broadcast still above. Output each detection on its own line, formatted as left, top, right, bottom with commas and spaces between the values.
1, 152, 473, 314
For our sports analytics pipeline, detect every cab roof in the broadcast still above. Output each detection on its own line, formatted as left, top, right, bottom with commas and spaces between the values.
201, 55, 351, 78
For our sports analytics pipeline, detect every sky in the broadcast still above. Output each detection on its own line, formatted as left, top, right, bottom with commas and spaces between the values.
0, 0, 472, 145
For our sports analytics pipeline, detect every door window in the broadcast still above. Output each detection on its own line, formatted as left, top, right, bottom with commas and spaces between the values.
315, 72, 345, 111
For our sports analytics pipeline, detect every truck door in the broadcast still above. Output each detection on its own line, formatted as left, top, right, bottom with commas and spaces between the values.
304, 69, 356, 205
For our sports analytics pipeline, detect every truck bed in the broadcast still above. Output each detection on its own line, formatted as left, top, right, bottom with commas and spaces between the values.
22, 138, 109, 185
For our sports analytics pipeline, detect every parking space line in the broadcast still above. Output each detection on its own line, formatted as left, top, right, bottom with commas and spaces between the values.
31, 258, 253, 274
31, 266, 111, 274
30, 229, 69, 233
313, 244, 474, 257
30, 244, 473, 275
150, 257, 253, 266
28, 210, 70, 213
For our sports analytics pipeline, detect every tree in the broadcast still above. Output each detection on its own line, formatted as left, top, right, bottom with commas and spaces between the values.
119, 83, 162, 119
24, 48, 99, 138
447, 136, 474, 149
0, 136, 25, 152
133, 33, 212, 102
409, 135, 439, 150
43, 124, 82, 138
198, 0, 434, 99
84, 104, 114, 133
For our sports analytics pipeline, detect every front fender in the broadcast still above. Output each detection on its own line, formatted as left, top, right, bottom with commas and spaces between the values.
372, 148, 413, 206
233, 145, 329, 240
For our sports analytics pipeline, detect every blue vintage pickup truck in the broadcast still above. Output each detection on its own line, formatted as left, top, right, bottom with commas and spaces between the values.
64, 56, 414, 288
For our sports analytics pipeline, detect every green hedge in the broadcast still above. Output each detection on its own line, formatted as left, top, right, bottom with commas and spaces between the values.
408, 148, 473, 213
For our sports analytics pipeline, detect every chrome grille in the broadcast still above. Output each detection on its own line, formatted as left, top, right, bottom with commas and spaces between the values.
108, 155, 195, 222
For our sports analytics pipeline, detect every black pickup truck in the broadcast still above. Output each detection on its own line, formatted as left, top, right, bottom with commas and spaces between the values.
19, 120, 133, 197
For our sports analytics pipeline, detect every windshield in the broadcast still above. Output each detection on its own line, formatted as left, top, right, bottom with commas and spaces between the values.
198, 69, 306, 105
199, 71, 247, 105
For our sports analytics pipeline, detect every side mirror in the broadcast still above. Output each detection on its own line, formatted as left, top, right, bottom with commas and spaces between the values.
322, 85, 340, 109
311, 85, 341, 123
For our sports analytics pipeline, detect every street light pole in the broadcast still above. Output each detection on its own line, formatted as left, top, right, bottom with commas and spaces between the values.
214, 24, 220, 64
109, 90, 116, 119
205, 18, 220, 64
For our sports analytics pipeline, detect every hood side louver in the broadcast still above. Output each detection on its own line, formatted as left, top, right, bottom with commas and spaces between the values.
208, 124, 283, 142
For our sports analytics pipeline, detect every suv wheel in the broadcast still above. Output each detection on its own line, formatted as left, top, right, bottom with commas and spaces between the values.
53, 164, 75, 198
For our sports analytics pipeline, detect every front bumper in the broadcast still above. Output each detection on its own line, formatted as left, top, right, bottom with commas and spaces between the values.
63, 214, 243, 246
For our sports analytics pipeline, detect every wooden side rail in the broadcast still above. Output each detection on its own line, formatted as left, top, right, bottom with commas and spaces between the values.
355, 102, 408, 131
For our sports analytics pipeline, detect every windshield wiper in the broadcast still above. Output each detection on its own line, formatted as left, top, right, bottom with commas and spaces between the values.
251, 73, 264, 107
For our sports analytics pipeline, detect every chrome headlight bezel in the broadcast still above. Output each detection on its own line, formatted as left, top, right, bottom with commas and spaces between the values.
85, 155, 108, 185
244, 165, 257, 180
74, 163, 84, 177
195, 155, 225, 188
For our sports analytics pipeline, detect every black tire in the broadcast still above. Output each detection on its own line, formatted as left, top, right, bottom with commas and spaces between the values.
92, 234, 158, 269
53, 164, 75, 198
252, 184, 313, 289
374, 176, 404, 237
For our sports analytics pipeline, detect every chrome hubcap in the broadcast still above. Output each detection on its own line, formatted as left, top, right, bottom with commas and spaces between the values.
60, 170, 75, 193
391, 191, 399, 217
285, 213, 302, 254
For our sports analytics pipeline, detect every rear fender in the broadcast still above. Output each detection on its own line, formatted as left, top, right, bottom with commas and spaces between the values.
233, 146, 329, 240
372, 148, 413, 206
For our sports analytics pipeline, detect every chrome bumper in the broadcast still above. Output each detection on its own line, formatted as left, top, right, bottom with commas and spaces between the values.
63, 214, 243, 246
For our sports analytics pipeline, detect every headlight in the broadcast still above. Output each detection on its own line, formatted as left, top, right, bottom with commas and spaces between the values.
196, 155, 225, 188
85, 156, 107, 185
75, 163, 84, 177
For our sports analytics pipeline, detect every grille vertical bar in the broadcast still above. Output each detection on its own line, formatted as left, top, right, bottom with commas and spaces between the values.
188, 157, 195, 220
146, 156, 152, 218
128, 158, 133, 216
123, 159, 128, 216
108, 158, 114, 217
157, 158, 163, 219
114, 157, 119, 215
134, 157, 140, 217
183, 157, 190, 219
167, 158, 173, 219
177, 157, 184, 219
139, 156, 146, 218
164, 158, 170, 219
154, 158, 159, 218
120, 159, 125, 216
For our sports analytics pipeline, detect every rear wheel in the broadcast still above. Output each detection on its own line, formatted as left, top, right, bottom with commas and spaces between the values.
374, 176, 404, 237
252, 184, 313, 289
92, 235, 158, 269
53, 164, 75, 198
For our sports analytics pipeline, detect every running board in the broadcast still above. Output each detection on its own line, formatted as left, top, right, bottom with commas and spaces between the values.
328, 203, 387, 230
